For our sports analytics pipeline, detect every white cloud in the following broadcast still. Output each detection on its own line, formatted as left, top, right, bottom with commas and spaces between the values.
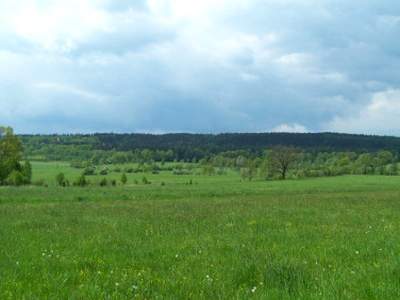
2, 0, 111, 53
325, 89, 400, 135
271, 124, 309, 133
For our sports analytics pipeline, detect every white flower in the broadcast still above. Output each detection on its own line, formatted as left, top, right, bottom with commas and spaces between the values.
251, 287, 257, 293
355, 251, 359, 254
132, 285, 138, 290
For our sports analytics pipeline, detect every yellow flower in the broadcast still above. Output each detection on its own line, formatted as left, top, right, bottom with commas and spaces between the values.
247, 220, 256, 226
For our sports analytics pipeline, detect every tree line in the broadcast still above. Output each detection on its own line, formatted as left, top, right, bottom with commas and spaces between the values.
19, 132, 400, 163
2, 127, 400, 186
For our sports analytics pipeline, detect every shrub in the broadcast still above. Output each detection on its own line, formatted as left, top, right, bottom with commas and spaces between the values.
99, 167, 108, 175
8, 171, 24, 186
35, 178, 46, 187
121, 172, 127, 185
56, 172, 68, 186
82, 167, 95, 176
75, 175, 87, 187
100, 178, 107, 187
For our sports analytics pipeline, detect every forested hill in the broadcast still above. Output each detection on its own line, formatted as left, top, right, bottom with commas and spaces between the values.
89, 132, 400, 152
20, 132, 400, 155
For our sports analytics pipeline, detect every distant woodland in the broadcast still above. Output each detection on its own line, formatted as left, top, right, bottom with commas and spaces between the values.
19, 132, 400, 161
14, 132, 400, 181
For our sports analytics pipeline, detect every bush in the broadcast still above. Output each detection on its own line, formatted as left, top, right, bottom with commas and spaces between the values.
8, 171, 24, 186
99, 167, 108, 175
56, 172, 68, 187
82, 167, 95, 176
34, 178, 47, 187
121, 172, 127, 185
75, 175, 87, 187
100, 178, 107, 187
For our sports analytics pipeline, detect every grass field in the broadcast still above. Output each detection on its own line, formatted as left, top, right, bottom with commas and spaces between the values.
1, 162, 400, 298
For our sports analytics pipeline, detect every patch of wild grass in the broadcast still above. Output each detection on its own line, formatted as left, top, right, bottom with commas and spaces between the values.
1, 176, 400, 298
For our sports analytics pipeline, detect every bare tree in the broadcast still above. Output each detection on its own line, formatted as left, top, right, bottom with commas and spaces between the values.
269, 146, 297, 179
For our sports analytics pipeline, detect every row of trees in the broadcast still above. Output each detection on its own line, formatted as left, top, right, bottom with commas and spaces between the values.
20, 132, 400, 164
2, 125, 400, 186
237, 147, 399, 181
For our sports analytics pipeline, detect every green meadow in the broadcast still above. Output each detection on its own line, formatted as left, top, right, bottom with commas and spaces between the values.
1, 162, 400, 298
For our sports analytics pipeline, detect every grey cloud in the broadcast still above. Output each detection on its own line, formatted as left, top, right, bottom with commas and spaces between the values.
1, 0, 400, 135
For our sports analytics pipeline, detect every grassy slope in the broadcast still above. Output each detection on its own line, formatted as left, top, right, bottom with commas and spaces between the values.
1, 164, 400, 298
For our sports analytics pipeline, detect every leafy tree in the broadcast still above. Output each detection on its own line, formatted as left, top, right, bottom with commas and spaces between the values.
356, 153, 379, 174
269, 146, 297, 179
22, 160, 32, 184
121, 172, 127, 185
56, 172, 67, 186
100, 178, 107, 187
75, 174, 87, 187
0, 126, 24, 184
9, 171, 24, 186
241, 158, 257, 181
389, 159, 398, 175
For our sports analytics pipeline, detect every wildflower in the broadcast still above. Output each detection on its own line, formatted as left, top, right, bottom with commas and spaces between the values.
132, 285, 138, 290
175, 254, 179, 258
115, 283, 119, 286
355, 251, 359, 254
251, 287, 257, 293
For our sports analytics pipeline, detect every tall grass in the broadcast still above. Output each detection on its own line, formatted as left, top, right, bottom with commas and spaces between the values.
1, 171, 400, 298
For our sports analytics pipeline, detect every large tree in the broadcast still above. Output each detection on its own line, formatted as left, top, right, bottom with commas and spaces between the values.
0, 126, 25, 184
269, 146, 297, 179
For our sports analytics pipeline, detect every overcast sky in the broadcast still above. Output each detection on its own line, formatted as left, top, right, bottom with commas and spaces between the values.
1, 0, 400, 135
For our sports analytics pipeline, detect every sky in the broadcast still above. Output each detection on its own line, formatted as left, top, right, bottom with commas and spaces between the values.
1, 0, 400, 135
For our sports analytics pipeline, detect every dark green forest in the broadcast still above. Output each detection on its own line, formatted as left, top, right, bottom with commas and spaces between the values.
20, 132, 400, 162
16, 132, 400, 181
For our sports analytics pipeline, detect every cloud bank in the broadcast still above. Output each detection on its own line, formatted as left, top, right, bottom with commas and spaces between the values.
1, 0, 400, 135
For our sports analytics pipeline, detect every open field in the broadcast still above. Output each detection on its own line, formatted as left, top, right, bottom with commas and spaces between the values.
1, 163, 400, 298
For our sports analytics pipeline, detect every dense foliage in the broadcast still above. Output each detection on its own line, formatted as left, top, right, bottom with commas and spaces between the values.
0, 126, 31, 186
20, 132, 400, 161
19, 132, 400, 181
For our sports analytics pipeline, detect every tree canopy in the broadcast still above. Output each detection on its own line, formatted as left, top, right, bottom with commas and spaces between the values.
0, 126, 31, 185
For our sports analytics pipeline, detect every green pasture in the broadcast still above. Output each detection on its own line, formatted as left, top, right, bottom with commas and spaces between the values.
1, 162, 400, 298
